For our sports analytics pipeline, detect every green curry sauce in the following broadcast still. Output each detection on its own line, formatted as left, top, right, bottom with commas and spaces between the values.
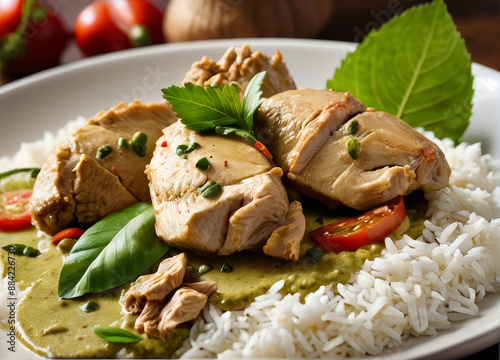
0, 192, 427, 358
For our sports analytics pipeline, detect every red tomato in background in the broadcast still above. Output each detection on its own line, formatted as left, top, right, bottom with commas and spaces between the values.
74, 0, 164, 57
309, 195, 407, 253
0, 0, 68, 79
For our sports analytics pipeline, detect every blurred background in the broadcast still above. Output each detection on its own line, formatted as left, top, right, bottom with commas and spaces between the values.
0, 0, 498, 85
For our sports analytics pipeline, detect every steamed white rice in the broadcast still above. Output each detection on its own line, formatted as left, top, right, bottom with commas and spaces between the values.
1, 120, 499, 358
175, 131, 500, 358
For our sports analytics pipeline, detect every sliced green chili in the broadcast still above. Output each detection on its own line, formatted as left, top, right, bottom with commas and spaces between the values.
80, 301, 99, 313
97, 144, 113, 159
196, 157, 210, 170
314, 217, 324, 225
305, 247, 323, 264
198, 264, 214, 275
176, 142, 200, 156
2, 244, 40, 257
118, 137, 129, 150
220, 262, 233, 273
347, 120, 359, 135
346, 137, 360, 160
130, 132, 148, 157
199, 181, 221, 198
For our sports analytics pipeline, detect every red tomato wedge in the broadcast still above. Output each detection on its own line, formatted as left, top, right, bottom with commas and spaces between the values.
310, 195, 406, 253
0, 189, 33, 232
52, 228, 86, 245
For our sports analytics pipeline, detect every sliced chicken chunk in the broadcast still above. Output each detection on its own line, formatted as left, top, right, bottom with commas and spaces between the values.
257, 89, 451, 210
146, 122, 305, 260
182, 44, 296, 98
30, 100, 178, 235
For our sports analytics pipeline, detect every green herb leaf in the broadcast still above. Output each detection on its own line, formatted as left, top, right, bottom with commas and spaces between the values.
242, 71, 266, 130
162, 71, 266, 134
327, 0, 473, 143
58, 203, 169, 299
214, 126, 256, 143
92, 327, 143, 343
162, 82, 241, 132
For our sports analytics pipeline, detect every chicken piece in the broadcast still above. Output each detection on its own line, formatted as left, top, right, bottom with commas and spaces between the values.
182, 44, 296, 98
72, 154, 138, 223
134, 299, 166, 334
182, 269, 218, 296
263, 200, 305, 260
257, 89, 451, 210
146, 122, 305, 259
123, 254, 187, 314
142, 287, 208, 342
30, 100, 177, 235
125, 253, 217, 342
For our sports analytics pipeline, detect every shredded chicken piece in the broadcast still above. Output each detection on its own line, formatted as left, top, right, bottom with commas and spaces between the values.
122, 253, 217, 342
147, 287, 208, 342
123, 253, 187, 314
183, 269, 218, 296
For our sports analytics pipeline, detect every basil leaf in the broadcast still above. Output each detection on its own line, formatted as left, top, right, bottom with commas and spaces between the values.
328, 0, 473, 143
58, 202, 169, 299
92, 327, 143, 343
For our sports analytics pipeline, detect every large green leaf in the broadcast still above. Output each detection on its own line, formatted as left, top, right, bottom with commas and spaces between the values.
58, 202, 169, 299
327, 0, 473, 143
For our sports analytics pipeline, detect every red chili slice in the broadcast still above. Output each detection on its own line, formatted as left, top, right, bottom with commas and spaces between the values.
52, 228, 86, 245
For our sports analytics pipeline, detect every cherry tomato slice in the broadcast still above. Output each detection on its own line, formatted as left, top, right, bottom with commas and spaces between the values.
51, 227, 86, 245
0, 211, 32, 231
0, 189, 33, 232
309, 195, 406, 253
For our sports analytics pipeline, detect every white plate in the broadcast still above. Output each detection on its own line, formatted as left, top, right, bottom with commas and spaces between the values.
0, 38, 499, 359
